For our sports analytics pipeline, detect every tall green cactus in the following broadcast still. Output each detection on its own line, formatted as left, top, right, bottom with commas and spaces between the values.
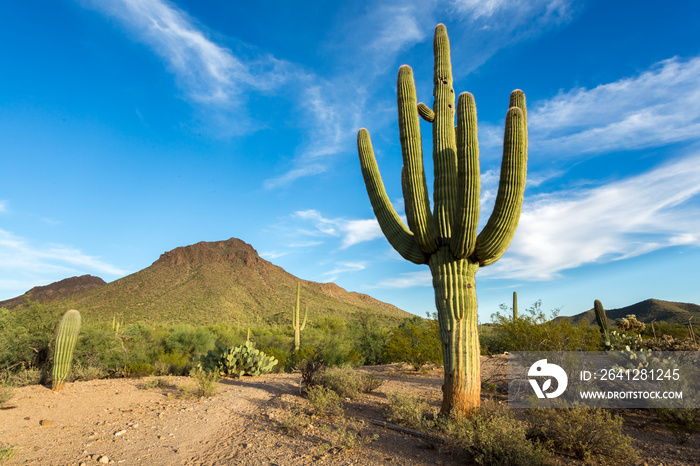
52, 309, 81, 391
594, 299, 612, 350
292, 283, 307, 351
513, 291, 519, 320
357, 24, 527, 415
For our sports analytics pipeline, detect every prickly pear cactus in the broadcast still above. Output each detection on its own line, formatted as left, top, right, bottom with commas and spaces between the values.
197, 341, 278, 378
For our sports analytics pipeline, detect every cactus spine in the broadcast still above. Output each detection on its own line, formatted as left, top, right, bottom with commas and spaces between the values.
357, 24, 527, 415
52, 309, 81, 391
594, 299, 612, 350
292, 283, 307, 351
513, 291, 519, 320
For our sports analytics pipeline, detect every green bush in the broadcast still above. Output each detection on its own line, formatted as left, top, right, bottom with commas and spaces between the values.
656, 408, 700, 443
447, 405, 551, 466
359, 372, 384, 393
386, 393, 436, 430
163, 324, 215, 356
527, 407, 638, 464
187, 368, 219, 398
488, 300, 600, 353
318, 366, 362, 399
383, 315, 442, 370
0, 382, 15, 408
306, 385, 344, 417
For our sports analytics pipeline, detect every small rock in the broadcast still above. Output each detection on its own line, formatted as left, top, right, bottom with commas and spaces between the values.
114, 430, 127, 437
98, 456, 109, 464
39, 419, 52, 426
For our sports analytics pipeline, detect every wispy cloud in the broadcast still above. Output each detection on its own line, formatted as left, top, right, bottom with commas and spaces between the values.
292, 210, 383, 248
373, 270, 432, 288
0, 229, 128, 298
0, 200, 7, 213
483, 152, 700, 280
85, 0, 300, 132
527, 56, 700, 156
322, 261, 367, 282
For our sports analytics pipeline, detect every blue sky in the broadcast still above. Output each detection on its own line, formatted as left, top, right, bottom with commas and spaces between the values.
2, 0, 700, 322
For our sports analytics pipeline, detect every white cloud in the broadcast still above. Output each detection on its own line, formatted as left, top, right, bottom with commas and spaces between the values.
0, 229, 128, 298
0, 201, 7, 213
482, 153, 700, 280
528, 56, 700, 156
86, 0, 300, 131
291, 210, 384, 249
452, 0, 574, 23
322, 262, 367, 282
373, 270, 432, 288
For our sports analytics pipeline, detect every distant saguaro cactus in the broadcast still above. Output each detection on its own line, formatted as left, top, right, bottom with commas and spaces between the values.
594, 300, 612, 350
513, 291, 519, 320
356, 24, 527, 415
52, 309, 81, 391
292, 283, 307, 351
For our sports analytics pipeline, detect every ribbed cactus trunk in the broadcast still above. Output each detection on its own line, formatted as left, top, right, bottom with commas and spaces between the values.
52, 309, 81, 391
513, 291, 519, 320
292, 283, 307, 352
356, 24, 527, 416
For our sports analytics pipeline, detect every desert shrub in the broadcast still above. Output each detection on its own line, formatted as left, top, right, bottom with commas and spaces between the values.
643, 334, 699, 351
349, 314, 388, 365
7, 367, 42, 387
0, 443, 16, 461
489, 300, 600, 353
163, 324, 215, 356
154, 351, 192, 375
318, 418, 377, 454
139, 377, 175, 390
307, 385, 344, 417
299, 349, 325, 388
318, 366, 362, 399
527, 407, 638, 464
616, 314, 645, 333
0, 382, 15, 408
186, 368, 219, 398
386, 393, 436, 430
359, 372, 385, 393
656, 408, 700, 443
258, 345, 288, 373
0, 303, 60, 372
70, 363, 107, 382
73, 325, 127, 373
642, 321, 689, 340
447, 405, 551, 466
124, 362, 156, 377
383, 315, 442, 370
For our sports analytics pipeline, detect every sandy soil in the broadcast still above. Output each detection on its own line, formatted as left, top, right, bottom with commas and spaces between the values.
1, 357, 698, 465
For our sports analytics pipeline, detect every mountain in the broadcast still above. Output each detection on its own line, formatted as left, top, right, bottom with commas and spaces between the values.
4, 238, 412, 326
556, 299, 700, 326
0, 275, 106, 309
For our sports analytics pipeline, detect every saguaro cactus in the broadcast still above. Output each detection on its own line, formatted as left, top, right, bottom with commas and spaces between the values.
357, 24, 527, 415
513, 291, 519, 320
52, 309, 81, 391
292, 283, 307, 351
594, 299, 612, 350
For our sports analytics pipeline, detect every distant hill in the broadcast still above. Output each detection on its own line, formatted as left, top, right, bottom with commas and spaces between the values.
0, 275, 106, 309
556, 299, 700, 326
3, 238, 412, 326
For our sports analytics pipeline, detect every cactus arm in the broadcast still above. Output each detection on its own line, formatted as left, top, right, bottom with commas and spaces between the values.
357, 129, 429, 265
432, 24, 458, 240
397, 65, 439, 253
473, 99, 527, 266
513, 291, 518, 320
417, 102, 435, 122
450, 92, 480, 258
301, 306, 307, 331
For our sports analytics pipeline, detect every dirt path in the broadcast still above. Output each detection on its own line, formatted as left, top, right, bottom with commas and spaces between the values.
1, 359, 698, 465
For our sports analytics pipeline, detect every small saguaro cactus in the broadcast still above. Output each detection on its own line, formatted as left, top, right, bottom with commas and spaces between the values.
356, 24, 527, 415
594, 299, 612, 350
52, 309, 81, 391
292, 283, 308, 351
513, 291, 519, 320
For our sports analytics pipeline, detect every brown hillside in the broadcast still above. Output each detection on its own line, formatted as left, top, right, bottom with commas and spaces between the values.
51, 238, 411, 325
0, 274, 105, 309
557, 298, 700, 326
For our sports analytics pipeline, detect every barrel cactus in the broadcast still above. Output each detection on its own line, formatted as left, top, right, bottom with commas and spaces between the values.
52, 309, 81, 391
356, 24, 527, 415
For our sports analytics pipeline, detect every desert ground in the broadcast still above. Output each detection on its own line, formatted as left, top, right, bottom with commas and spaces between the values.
1, 357, 698, 465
